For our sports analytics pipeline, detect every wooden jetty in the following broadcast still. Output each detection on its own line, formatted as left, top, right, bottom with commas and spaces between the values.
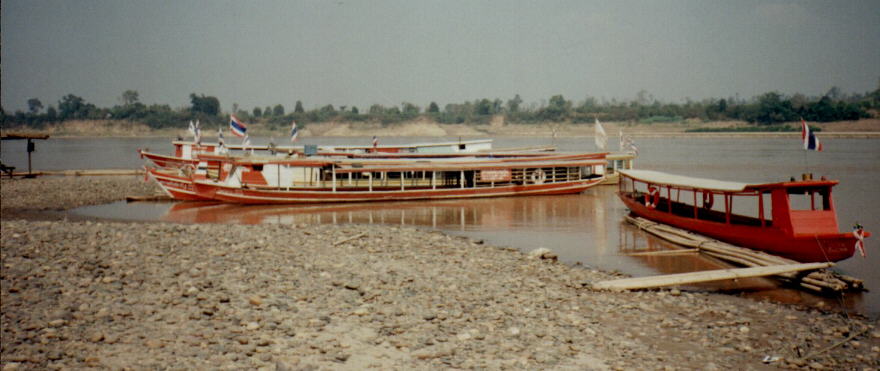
1, 133, 50, 177
3, 169, 143, 177
592, 215, 863, 293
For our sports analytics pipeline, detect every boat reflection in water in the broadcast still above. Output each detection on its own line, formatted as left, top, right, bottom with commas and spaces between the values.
161, 193, 606, 232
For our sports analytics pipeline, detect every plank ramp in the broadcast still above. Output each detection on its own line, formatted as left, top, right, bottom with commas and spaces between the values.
623, 215, 864, 293
593, 263, 832, 290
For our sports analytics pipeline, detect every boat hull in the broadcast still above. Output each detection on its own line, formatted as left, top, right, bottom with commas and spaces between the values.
147, 168, 212, 201
618, 193, 856, 262
196, 178, 603, 205
141, 151, 198, 169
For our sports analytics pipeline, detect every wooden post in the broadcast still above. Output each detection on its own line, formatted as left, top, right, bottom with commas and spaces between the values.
27, 139, 34, 175
725, 193, 731, 224
759, 192, 765, 227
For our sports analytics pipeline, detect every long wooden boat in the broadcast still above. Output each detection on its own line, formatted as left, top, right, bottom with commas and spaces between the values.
149, 152, 606, 205
617, 170, 869, 262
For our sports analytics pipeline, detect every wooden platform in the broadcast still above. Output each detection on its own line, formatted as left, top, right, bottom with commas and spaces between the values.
596, 215, 864, 293
4, 169, 143, 177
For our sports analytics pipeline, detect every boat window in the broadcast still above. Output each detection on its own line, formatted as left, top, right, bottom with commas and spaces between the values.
252, 164, 263, 171
788, 188, 830, 211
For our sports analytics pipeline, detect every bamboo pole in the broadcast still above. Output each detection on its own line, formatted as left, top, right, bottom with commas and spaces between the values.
593, 263, 833, 291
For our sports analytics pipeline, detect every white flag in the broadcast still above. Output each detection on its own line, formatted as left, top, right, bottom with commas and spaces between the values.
594, 118, 607, 151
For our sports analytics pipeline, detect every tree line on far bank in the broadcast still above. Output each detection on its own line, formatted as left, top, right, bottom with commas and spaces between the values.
2, 84, 878, 131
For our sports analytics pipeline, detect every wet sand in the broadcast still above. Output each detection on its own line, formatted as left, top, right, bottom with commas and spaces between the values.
1, 176, 878, 369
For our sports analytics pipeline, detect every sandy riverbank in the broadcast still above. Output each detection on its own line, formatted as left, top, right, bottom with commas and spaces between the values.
1, 176, 878, 369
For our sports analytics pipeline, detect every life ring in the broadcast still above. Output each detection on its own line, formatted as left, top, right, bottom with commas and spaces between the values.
531, 169, 546, 184
644, 186, 660, 208
702, 191, 714, 209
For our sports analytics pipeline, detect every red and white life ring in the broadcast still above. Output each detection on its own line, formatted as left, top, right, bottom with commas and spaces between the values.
644, 186, 660, 208
531, 169, 546, 184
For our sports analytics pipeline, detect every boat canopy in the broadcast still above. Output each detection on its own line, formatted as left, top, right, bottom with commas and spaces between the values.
619, 170, 750, 192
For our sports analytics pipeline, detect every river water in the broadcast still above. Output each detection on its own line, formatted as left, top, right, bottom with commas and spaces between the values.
3, 136, 879, 316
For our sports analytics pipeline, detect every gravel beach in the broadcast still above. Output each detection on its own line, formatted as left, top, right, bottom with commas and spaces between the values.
1, 176, 878, 370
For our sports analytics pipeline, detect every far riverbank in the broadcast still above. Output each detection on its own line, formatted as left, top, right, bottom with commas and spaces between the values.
3, 118, 878, 139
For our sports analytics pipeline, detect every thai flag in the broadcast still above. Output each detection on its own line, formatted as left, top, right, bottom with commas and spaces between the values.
372, 136, 378, 148
229, 115, 247, 137
290, 121, 299, 142
801, 119, 823, 151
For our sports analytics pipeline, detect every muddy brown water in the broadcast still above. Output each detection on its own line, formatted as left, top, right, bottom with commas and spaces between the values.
4, 136, 878, 316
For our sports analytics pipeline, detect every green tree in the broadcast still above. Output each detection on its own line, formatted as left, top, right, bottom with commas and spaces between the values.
58, 94, 92, 119
427, 102, 439, 113
402, 102, 419, 116
121, 90, 140, 106
351, 106, 359, 114
273, 104, 285, 116
189, 93, 220, 116
539, 94, 571, 121
507, 94, 523, 113
751, 92, 796, 124
27, 98, 43, 114
294, 100, 304, 113
253, 107, 262, 117
46, 106, 58, 121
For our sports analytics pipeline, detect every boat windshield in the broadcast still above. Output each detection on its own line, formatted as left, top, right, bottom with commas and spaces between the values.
787, 187, 831, 211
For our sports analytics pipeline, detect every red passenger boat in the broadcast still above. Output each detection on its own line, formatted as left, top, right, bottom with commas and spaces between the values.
147, 152, 606, 205
617, 170, 869, 262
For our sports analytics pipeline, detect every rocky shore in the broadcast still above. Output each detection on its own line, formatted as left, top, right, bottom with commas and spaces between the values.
1, 176, 878, 370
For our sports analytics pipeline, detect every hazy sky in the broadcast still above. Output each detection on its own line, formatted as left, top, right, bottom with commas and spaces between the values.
3, 0, 879, 113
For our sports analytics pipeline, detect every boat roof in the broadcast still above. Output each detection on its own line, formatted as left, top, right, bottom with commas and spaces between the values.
198, 152, 606, 167
331, 158, 606, 173
620, 169, 840, 192
172, 138, 492, 150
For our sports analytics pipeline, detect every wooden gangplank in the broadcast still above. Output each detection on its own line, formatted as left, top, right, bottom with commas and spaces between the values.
593, 263, 832, 291
623, 215, 864, 293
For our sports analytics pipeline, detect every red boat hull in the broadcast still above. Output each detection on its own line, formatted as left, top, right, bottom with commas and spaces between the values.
141, 151, 198, 169
195, 178, 603, 205
148, 169, 212, 201
618, 193, 856, 262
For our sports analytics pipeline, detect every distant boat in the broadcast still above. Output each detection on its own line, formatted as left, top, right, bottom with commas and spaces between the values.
147, 152, 607, 205
617, 170, 869, 262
